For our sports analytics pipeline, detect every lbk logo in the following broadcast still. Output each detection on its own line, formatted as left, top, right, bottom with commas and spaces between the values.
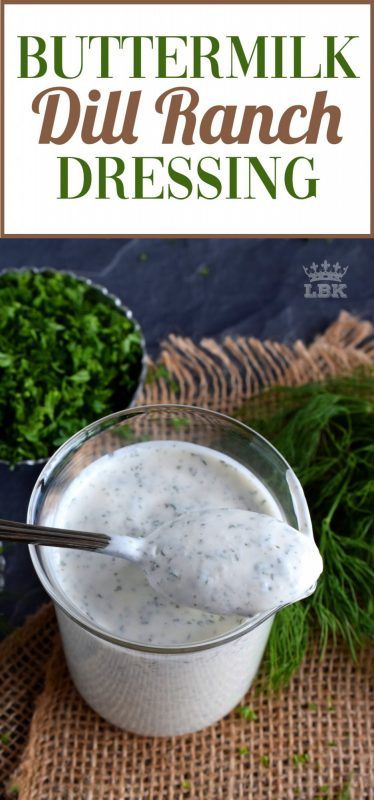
303, 261, 349, 299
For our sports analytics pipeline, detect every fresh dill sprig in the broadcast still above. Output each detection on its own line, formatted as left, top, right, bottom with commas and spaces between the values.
237, 371, 374, 690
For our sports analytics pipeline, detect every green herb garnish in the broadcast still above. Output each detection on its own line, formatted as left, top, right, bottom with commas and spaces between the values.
237, 372, 374, 690
317, 785, 329, 796
7, 786, 19, 798
146, 364, 179, 393
337, 781, 351, 800
292, 753, 310, 766
0, 270, 144, 463
197, 264, 210, 278
260, 755, 270, 767
236, 704, 258, 721
170, 417, 190, 430
238, 745, 249, 756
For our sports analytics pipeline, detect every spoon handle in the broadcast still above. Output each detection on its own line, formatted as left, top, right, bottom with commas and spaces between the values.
0, 517, 110, 551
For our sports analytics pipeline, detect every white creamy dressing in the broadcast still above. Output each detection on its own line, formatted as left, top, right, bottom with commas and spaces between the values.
44, 440, 319, 647
142, 508, 322, 616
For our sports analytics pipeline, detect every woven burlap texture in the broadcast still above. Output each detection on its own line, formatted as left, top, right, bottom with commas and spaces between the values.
0, 311, 373, 800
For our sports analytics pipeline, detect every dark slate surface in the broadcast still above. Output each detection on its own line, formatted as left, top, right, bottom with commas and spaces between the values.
0, 238, 373, 633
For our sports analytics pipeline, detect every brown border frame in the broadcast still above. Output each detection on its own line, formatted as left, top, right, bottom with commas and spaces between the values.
0, 0, 373, 238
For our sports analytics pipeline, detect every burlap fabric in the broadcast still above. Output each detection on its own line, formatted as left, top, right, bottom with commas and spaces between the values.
1, 311, 373, 800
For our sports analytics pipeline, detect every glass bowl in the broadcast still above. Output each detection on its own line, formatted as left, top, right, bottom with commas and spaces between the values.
28, 404, 312, 735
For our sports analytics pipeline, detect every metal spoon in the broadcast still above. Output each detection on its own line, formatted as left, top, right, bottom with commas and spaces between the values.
0, 509, 322, 617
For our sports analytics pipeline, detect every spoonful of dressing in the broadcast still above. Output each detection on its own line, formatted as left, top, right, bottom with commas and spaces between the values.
139, 508, 322, 616
0, 509, 322, 617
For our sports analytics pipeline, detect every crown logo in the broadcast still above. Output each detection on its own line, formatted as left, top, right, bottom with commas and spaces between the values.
303, 261, 349, 282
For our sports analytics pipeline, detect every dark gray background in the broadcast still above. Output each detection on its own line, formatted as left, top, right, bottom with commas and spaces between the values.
0, 237, 373, 634
1, 238, 373, 353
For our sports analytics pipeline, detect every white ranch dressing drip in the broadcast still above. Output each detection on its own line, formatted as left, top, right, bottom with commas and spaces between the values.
44, 440, 319, 646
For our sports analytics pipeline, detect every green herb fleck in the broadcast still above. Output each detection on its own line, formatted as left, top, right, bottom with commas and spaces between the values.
170, 417, 190, 430
260, 755, 270, 767
308, 703, 318, 712
145, 364, 178, 392
238, 745, 249, 756
236, 705, 258, 721
336, 779, 351, 800
314, 788, 330, 800
292, 753, 310, 766
181, 780, 191, 791
0, 733, 10, 745
197, 264, 210, 278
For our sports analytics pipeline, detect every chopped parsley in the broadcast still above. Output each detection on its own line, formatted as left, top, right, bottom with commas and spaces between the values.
146, 364, 178, 393
197, 264, 211, 278
337, 781, 351, 800
314, 787, 329, 800
170, 417, 190, 430
236, 704, 258, 721
0, 270, 144, 463
7, 786, 19, 798
292, 753, 310, 766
